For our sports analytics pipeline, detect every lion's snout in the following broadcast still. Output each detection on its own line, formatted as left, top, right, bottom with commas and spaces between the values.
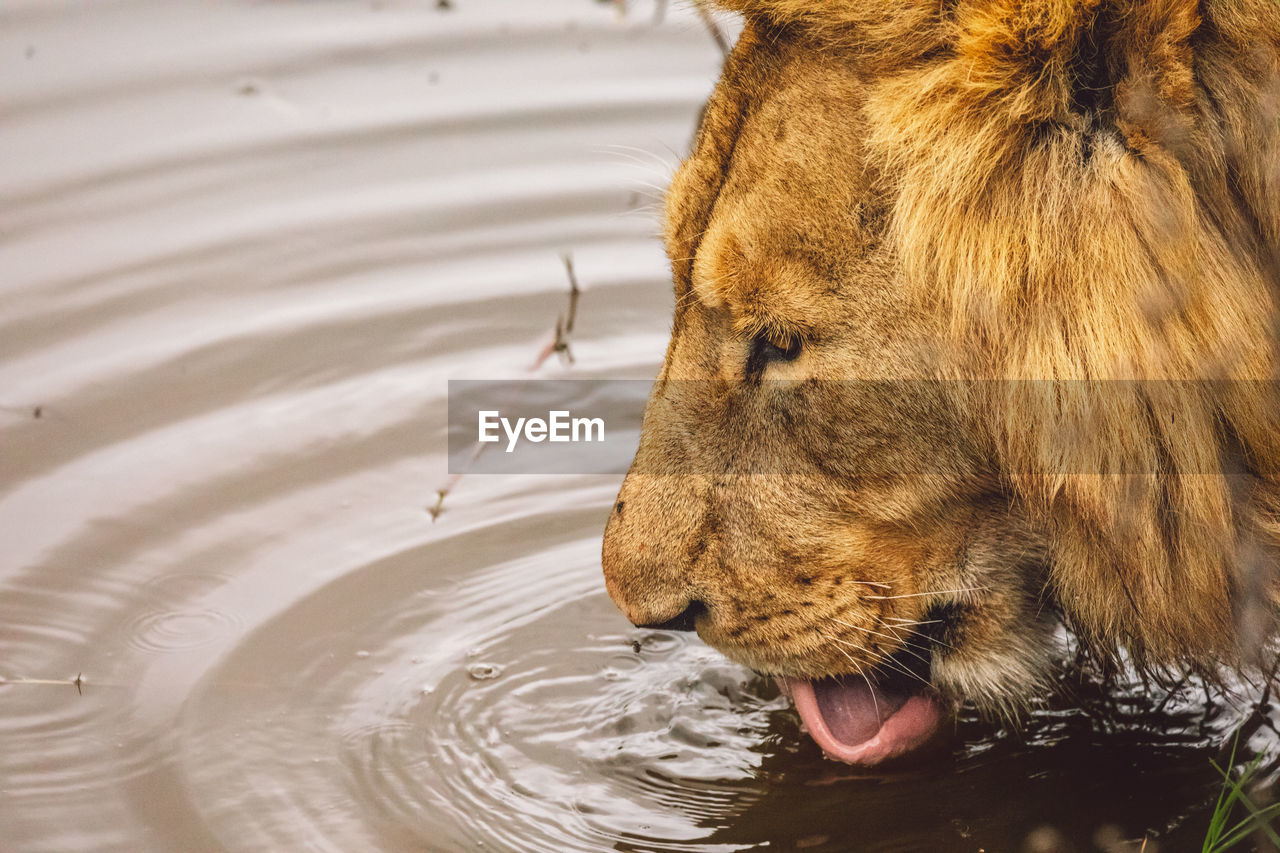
601, 480, 710, 632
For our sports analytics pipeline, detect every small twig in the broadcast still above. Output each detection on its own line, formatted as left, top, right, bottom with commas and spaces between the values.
429, 475, 461, 522
557, 316, 573, 365
436, 253, 585, 521
0, 674, 88, 694
562, 254, 581, 336
0, 403, 44, 419
693, 0, 730, 57
532, 254, 583, 370
429, 444, 487, 522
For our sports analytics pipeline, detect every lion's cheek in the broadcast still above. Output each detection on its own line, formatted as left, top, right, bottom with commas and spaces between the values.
929, 596, 1059, 713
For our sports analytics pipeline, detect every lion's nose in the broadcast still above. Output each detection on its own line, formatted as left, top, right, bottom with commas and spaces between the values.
636, 599, 706, 633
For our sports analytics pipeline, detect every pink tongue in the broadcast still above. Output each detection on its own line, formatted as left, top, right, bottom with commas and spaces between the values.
779, 676, 945, 766
813, 677, 911, 744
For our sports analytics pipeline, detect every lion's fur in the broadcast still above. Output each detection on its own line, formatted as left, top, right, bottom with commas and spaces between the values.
604, 0, 1280, 715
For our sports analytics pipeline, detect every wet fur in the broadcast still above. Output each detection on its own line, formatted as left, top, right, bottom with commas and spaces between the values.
603, 0, 1280, 719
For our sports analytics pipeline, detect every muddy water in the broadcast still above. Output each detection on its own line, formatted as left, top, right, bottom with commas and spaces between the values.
1, 1, 1277, 851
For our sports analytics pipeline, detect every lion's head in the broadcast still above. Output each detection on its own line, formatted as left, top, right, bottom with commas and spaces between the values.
602, 0, 1280, 765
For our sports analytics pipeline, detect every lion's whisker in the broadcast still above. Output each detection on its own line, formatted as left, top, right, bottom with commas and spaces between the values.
831, 616, 930, 651
830, 636, 871, 653
898, 636, 945, 656
826, 636, 882, 721
611, 207, 664, 223
865, 587, 987, 601
853, 664, 882, 721
830, 636, 932, 686
595, 143, 678, 170
621, 179, 673, 197
824, 621, 933, 689
882, 621, 957, 652
869, 650, 934, 687
859, 627, 935, 665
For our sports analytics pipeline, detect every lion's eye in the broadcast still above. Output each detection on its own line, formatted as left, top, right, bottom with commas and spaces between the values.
760, 336, 802, 364
747, 335, 802, 376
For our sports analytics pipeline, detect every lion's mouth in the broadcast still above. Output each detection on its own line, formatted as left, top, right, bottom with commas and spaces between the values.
778, 672, 946, 765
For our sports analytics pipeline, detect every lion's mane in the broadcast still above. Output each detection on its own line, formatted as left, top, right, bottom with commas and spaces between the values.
710, 0, 1280, 674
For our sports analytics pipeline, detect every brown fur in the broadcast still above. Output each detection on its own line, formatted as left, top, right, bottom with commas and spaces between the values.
603, 0, 1280, 718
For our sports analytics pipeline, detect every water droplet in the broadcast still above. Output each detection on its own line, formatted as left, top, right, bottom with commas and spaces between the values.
467, 662, 503, 681
355, 650, 370, 659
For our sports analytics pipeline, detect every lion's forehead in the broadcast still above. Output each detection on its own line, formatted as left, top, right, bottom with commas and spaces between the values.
670, 37, 895, 341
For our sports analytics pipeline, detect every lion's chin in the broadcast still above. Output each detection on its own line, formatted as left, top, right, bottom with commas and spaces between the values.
779, 676, 948, 766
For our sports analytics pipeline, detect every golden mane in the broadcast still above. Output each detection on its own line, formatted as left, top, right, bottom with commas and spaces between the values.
709, 0, 1280, 672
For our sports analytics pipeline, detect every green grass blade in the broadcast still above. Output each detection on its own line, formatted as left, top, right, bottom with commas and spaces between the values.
1204, 736, 1244, 853
1203, 737, 1280, 853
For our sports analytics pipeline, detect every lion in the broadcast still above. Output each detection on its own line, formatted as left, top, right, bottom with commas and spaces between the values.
601, 0, 1280, 765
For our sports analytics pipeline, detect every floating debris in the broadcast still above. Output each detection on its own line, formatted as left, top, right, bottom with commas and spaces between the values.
431, 253, 581, 522
428, 488, 448, 522
467, 662, 504, 681
0, 403, 46, 420
0, 674, 89, 694
428, 465, 473, 522
532, 253, 582, 370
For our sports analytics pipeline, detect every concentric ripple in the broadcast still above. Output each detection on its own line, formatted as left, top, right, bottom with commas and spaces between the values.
125, 609, 242, 654
172, 500, 1280, 852
172, 506, 793, 852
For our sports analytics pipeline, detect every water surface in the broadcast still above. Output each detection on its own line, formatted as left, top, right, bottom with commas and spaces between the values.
2, 1, 1276, 850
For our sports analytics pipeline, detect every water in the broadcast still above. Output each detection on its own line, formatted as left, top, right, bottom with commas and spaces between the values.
2, 1, 1276, 850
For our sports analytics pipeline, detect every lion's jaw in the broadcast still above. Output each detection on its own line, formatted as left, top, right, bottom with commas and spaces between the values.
603, 458, 1058, 764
